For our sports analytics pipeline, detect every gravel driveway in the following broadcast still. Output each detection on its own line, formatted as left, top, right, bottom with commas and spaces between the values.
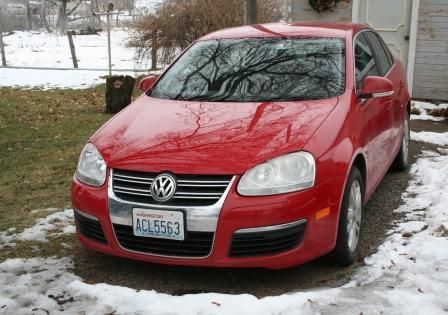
72, 120, 443, 297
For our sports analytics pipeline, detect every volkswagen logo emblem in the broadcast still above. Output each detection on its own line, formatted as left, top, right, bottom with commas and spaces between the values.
150, 173, 177, 202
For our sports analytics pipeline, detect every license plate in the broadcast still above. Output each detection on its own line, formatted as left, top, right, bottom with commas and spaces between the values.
132, 208, 185, 241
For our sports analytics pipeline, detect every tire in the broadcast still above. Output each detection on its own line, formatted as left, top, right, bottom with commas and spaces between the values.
391, 114, 410, 172
333, 166, 364, 266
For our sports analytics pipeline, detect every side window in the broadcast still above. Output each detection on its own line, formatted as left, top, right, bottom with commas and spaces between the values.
364, 31, 391, 76
378, 35, 395, 67
354, 33, 379, 91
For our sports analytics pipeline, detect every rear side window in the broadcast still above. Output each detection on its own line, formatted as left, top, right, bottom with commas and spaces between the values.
364, 31, 392, 76
354, 33, 379, 90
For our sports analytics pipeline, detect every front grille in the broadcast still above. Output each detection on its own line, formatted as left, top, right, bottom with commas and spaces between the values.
112, 169, 232, 207
75, 212, 107, 244
229, 222, 306, 257
113, 224, 214, 257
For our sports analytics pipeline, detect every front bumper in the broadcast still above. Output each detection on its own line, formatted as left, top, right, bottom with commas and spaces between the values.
72, 173, 345, 269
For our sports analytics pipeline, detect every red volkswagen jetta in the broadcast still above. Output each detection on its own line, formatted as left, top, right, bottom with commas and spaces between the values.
72, 22, 410, 269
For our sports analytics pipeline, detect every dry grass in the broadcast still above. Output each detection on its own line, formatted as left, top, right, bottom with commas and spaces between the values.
0, 86, 114, 233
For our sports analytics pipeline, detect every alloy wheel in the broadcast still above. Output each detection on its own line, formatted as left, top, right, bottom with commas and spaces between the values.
347, 179, 362, 252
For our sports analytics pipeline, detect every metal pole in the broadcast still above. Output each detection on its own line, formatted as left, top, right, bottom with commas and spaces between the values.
106, 12, 112, 76
0, 32, 6, 66
245, 0, 257, 25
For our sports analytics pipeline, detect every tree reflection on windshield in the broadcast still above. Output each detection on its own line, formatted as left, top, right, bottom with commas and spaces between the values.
151, 37, 345, 102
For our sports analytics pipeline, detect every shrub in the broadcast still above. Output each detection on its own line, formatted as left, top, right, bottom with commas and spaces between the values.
130, 0, 284, 66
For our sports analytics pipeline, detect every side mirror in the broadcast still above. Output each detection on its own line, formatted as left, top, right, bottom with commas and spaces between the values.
358, 76, 394, 99
138, 75, 158, 92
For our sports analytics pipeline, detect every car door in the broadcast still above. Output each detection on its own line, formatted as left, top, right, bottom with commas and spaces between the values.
363, 31, 402, 154
354, 32, 395, 196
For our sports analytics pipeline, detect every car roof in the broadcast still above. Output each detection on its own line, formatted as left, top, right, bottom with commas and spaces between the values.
199, 22, 369, 41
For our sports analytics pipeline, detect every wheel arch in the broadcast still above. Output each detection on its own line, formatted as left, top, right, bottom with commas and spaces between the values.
352, 153, 367, 199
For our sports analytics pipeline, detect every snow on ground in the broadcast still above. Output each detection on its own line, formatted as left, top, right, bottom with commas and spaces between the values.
0, 28, 151, 89
411, 101, 448, 121
411, 131, 448, 147
18, 208, 75, 242
0, 208, 74, 249
0, 67, 138, 90
2, 28, 146, 70
1, 145, 448, 313
135, 0, 162, 13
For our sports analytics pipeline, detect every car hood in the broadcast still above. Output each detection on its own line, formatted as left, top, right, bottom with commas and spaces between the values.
92, 96, 338, 174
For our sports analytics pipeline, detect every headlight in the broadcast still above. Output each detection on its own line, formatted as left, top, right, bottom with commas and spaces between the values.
237, 152, 315, 196
75, 143, 107, 186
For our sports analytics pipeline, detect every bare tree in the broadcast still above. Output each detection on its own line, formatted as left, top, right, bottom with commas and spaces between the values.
40, 0, 51, 32
56, 0, 84, 30
24, 0, 32, 30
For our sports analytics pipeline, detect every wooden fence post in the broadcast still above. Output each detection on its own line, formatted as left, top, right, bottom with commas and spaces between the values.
0, 32, 6, 66
67, 31, 78, 68
0, 14, 6, 66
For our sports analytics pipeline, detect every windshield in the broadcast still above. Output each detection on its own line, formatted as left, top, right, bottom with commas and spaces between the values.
150, 37, 345, 102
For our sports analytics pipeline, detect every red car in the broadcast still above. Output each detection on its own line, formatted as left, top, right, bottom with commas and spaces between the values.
72, 22, 410, 269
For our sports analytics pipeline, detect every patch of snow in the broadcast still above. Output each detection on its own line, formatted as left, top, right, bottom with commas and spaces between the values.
411, 101, 448, 121
0, 67, 139, 90
1, 151, 448, 314
0, 257, 89, 314
18, 209, 75, 242
0, 209, 75, 249
411, 131, 448, 146
0, 230, 17, 250
2, 28, 148, 70
0, 28, 154, 89
135, 0, 162, 13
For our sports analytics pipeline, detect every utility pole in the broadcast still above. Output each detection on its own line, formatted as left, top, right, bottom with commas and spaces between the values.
106, 15, 111, 75
245, 0, 257, 25
94, 4, 122, 76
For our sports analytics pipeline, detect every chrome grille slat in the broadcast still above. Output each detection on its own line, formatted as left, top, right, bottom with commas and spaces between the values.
175, 192, 222, 196
177, 183, 228, 187
114, 185, 152, 193
112, 169, 233, 207
177, 180, 230, 184
172, 196, 221, 200
114, 174, 154, 182
114, 177, 153, 185
114, 189, 152, 197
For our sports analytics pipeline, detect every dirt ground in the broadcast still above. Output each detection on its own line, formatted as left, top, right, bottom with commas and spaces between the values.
71, 120, 446, 297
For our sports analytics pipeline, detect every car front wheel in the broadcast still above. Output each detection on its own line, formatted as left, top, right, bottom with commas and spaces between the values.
333, 166, 364, 266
